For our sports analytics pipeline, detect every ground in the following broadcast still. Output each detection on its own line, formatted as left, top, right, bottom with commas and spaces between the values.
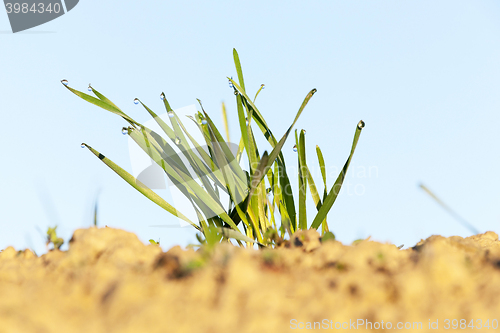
1, 227, 499, 332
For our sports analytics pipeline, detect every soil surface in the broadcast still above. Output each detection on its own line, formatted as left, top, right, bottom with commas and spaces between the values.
1, 227, 500, 332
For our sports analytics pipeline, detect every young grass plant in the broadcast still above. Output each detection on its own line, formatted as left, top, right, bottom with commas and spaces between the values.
63, 49, 364, 247
46, 226, 64, 250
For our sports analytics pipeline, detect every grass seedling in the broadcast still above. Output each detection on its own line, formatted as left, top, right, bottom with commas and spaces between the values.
63, 49, 364, 247
419, 183, 479, 234
46, 226, 64, 250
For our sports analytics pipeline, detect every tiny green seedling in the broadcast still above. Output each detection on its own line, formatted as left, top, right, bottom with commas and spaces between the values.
46, 226, 64, 250
64, 49, 365, 248
352, 236, 371, 246
149, 239, 160, 245
321, 231, 336, 243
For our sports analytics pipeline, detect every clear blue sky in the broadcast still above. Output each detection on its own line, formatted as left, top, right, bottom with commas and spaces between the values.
1, 0, 499, 254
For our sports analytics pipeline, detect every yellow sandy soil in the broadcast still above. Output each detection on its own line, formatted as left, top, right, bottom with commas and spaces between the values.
1, 227, 500, 333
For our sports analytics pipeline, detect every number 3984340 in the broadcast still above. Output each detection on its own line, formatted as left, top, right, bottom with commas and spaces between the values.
5, 3, 61, 14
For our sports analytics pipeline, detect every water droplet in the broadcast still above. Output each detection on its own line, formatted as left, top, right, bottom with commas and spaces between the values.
311, 88, 317, 95
134, 98, 139, 105
160, 93, 165, 101
122, 127, 128, 135
302, 129, 306, 134
88, 84, 92, 92
168, 111, 175, 118
174, 137, 181, 145
201, 119, 208, 125
61, 79, 68, 86
228, 77, 234, 89
261, 84, 265, 89
81, 143, 86, 148
293, 145, 298, 152
357, 120, 365, 129
234, 91, 239, 95
245, 118, 249, 126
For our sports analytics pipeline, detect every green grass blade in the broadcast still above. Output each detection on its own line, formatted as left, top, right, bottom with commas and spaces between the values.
315, 145, 329, 233
203, 111, 248, 191
160, 92, 174, 112
128, 127, 210, 211
185, 115, 224, 172
88, 85, 120, 110
219, 227, 264, 246
279, 200, 293, 236
208, 128, 245, 209
63, 83, 138, 126
128, 125, 191, 181
310, 121, 365, 230
205, 132, 253, 237
177, 118, 228, 189
233, 48, 246, 93
250, 152, 269, 191
128, 127, 232, 223
236, 94, 252, 162
81, 143, 198, 229
256, 154, 270, 231
278, 162, 296, 232
93, 199, 98, 227
272, 163, 282, 209
236, 136, 245, 163
229, 78, 276, 144
222, 102, 230, 143
316, 145, 327, 194
210, 135, 254, 233
168, 111, 228, 195
305, 165, 322, 209
126, 127, 201, 202
297, 130, 307, 229
245, 88, 317, 194
137, 99, 226, 195
419, 183, 480, 234
229, 76, 303, 229
253, 84, 265, 103
138, 98, 176, 139
139, 127, 241, 232
235, 96, 307, 227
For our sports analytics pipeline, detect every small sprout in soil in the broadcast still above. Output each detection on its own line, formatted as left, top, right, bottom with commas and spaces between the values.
336, 262, 347, 271
352, 239, 364, 245
46, 226, 64, 250
321, 231, 335, 243
149, 239, 160, 245
261, 249, 279, 268
263, 228, 285, 247
352, 236, 371, 246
